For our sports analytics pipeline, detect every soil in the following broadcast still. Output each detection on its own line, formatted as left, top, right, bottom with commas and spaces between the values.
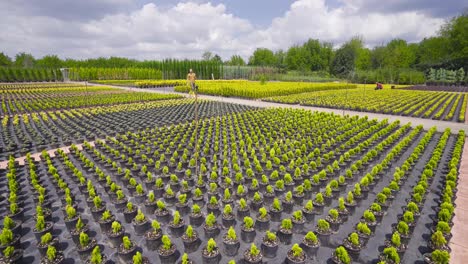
287, 249, 306, 262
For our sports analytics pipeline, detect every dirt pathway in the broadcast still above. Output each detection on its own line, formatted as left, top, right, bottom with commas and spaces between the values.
451, 140, 468, 263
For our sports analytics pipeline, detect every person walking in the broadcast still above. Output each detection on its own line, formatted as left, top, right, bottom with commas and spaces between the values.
187, 69, 197, 91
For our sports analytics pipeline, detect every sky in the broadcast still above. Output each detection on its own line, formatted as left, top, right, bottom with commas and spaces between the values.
0, 0, 465, 61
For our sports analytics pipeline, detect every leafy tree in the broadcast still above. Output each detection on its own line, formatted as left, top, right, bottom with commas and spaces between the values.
331, 42, 356, 77
36, 55, 63, 68
226, 55, 246, 66
248, 48, 276, 66
0, 52, 12, 66
14, 52, 35, 68
202, 51, 213, 61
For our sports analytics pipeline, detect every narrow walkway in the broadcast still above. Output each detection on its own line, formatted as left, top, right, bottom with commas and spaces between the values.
451, 140, 468, 263
83, 81, 468, 134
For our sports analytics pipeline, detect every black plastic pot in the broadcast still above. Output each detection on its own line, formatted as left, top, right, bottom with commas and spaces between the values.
133, 219, 150, 236
203, 224, 220, 239
33, 222, 53, 242
223, 239, 240, 257
145, 230, 163, 251
169, 222, 185, 237
123, 208, 138, 223
269, 209, 282, 222
278, 229, 293, 244
255, 217, 270, 232
64, 215, 79, 231
77, 239, 97, 260
241, 228, 256, 243
118, 243, 137, 263
189, 213, 204, 227
202, 249, 220, 264
222, 214, 236, 228
261, 240, 279, 258
301, 240, 320, 257
37, 238, 59, 257
108, 228, 125, 248
158, 245, 177, 264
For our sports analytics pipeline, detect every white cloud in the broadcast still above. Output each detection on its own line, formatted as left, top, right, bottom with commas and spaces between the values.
0, 0, 447, 60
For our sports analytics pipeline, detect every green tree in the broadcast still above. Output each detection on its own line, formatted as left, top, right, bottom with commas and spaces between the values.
15, 52, 35, 68
202, 51, 213, 61
248, 48, 276, 66
226, 55, 246, 66
0, 52, 12, 66
331, 41, 356, 77
36, 55, 63, 68
383, 39, 416, 69
440, 12, 468, 60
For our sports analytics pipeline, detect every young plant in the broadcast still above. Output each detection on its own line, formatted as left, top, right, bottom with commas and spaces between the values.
185, 225, 195, 239
431, 231, 447, 247
391, 232, 401, 247
135, 209, 146, 223
46, 246, 57, 261
397, 221, 409, 235
206, 238, 217, 253
122, 236, 132, 250
430, 249, 450, 264
382, 247, 400, 263
243, 217, 254, 229
249, 243, 260, 257
317, 219, 330, 233
348, 232, 360, 246
357, 222, 371, 235
334, 246, 351, 264
172, 211, 181, 226
133, 252, 143, 264
35, 216, 46, 231
227, 226, 237, 241
162, 235, 172, 250
281, 218, 293, 230
79, 232, 89, 247
111, 221, 122, 234
41, 232, 53, 245
304, 231, 318, 244
205, 213, 217, 228
265, 230, 276, 242
291, 243, 303, 257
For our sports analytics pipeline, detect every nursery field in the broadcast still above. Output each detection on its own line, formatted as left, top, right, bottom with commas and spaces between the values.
0, 83, 254, 159
0, 107, 462, 264
265, 88, 468, 123
173, 80, 355, 99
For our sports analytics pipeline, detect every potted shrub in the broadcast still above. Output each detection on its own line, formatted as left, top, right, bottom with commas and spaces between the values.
155, 200, 171, 224
255, 207, 270, 231
40, 246, 64, 264
202, 238, 220, 264
261, 230, 279, 258
37, 233, 59, 257
379, 246, 400, 264
370, 203, 384, 222
237, 198, 250, 219
0, 246, 23, 264
428, 231, 449, 251
433, 221, 452, 241
179, 253, 194, 264
362, 210, 378, 232
278, 218, 293, 244
221, 204, 235, 228
1, 217, 21, 237
292, 210, 305, 232
181, 225, 199, 253
91, 196, 106, 221
98, 210, 115, 233
337, 197, 350, 221
131, 209, 149, 236
283, 191, 295, 214
356, 222, 372, 246
112, 190, 127, 210
117, 236, 137, 262
64, 206, 79, 231
145, 220, 163, 251
33, 216, 53, 242
169, 211, 185, 237
342, 232, 362, 260
331, 246, 351, 264
107, 221, 125, 248
207, 196, 220, 216
203, 213, 220, 239
123, 202, 138, 224
158, 235, 177, 263
269, 198, 283, 222
189, 204, 203, 227
326, 209, 342, 231
244, 243, 262, 264
301, 231, 320, 256
250, 192, 263, 211
394, 221, 410, 244
241, 217, 256, 243
132, 251, 150, 264
302, 200, 316, 222
384, 232, 406, 254
286, 243, 307, 264
77, 232, 97, 260
192, 188, 205, 207
223, 226, 239, 257
313, 193, 325, 213
315, 219, 333, 246
423, 249, 450, 264
0, 227, 20, 251
263, 185, 275, 204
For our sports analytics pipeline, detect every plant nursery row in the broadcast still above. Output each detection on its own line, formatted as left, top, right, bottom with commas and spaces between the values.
0, 108, 462, 264
265, 89, 468, 123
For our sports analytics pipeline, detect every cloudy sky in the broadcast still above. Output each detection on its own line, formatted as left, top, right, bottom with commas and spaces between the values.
0, 0, 464, 60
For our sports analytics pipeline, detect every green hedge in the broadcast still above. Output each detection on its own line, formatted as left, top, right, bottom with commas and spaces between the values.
0, 67, 63, 82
